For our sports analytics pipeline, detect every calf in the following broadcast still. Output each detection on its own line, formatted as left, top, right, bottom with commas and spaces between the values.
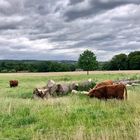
9, 80, 18, 87
88, 83, 127, 100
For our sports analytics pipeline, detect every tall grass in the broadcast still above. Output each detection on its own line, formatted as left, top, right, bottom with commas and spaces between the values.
0, 73, 140, 140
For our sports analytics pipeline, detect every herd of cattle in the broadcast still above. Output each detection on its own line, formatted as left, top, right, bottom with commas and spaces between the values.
9, 79, 128, 100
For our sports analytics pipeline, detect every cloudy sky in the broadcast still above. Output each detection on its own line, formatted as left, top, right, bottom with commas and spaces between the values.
0, 0, 140, 61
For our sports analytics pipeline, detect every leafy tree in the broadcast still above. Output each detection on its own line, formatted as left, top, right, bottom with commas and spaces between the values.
128, 51, 140, 59
78, 50, 98, 75
109, 54, 128, 70
128, 51, 140, 70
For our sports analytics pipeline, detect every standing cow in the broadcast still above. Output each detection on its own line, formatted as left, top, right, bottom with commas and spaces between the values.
88, 83, 127, 100
9, 80, 18, 87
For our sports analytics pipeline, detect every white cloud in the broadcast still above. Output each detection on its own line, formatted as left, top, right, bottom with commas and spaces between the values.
0, 0, 10, 7
0, 0, 140, 60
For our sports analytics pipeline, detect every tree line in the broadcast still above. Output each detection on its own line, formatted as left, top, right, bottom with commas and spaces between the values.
77, 50, 140, 74
102, 51, 140, 70
0, 50, 139, 73
0, 60, 76, 73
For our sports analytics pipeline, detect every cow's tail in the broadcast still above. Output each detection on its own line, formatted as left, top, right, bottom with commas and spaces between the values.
124, 85, 127, 100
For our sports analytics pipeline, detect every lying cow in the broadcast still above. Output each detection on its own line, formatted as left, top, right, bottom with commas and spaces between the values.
94, 80, 114, 88
45, 80, 78, 96
55, 83, 78, 96
33, 79, 95, 99
9, 80, 18, 87
52, 79, 95, 95
88, 83, 127, 100
33, 80, 78, 99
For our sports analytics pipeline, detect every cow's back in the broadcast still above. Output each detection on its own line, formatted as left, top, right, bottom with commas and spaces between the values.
95, 80, 113, 88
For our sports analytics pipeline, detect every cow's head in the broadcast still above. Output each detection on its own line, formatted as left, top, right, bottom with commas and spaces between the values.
88, 88, 102, 98
56, 84, 63, 94
33, 88, 49, 98
88, 88, 96, 97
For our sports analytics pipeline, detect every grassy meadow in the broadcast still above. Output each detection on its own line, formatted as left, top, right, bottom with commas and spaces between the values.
0, 72, 140, 140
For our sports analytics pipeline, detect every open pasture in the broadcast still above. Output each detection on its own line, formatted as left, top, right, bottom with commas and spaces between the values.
0, 71, 140, 140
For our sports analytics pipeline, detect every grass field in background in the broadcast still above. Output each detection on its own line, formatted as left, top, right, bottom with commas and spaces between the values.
0, 72, 140, 140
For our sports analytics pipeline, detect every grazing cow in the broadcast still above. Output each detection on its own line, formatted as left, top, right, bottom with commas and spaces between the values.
94, 80, 114, 89
88, 83, 127, 100
9, 80, 18, 87
88, 80, 113, 93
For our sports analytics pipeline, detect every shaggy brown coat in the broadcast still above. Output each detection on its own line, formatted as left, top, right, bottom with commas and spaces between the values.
9, 80, 18, 87
94, 80, 114, 88
88, 83, 127, 100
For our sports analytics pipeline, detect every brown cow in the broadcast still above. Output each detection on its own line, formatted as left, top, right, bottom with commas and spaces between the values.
94, 80, 114, 89
88, 83, 127, 100
9, 80, 18, 87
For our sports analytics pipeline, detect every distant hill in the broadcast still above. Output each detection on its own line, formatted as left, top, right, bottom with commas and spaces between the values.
55, 60, 77, 64
0, 60, 77, 64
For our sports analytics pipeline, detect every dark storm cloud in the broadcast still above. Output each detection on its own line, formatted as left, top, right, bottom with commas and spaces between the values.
0, 24, 17, 30
0, 0, 140, 61
0, 19, 23, 30
64, 0, 140, 21
11, 45, 29, 50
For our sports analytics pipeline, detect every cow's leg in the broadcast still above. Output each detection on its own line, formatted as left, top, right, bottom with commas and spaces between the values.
119, 96, 124, 100
117, 95, 124, 100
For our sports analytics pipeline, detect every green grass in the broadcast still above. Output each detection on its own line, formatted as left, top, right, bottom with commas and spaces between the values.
0, 73, 140, 140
